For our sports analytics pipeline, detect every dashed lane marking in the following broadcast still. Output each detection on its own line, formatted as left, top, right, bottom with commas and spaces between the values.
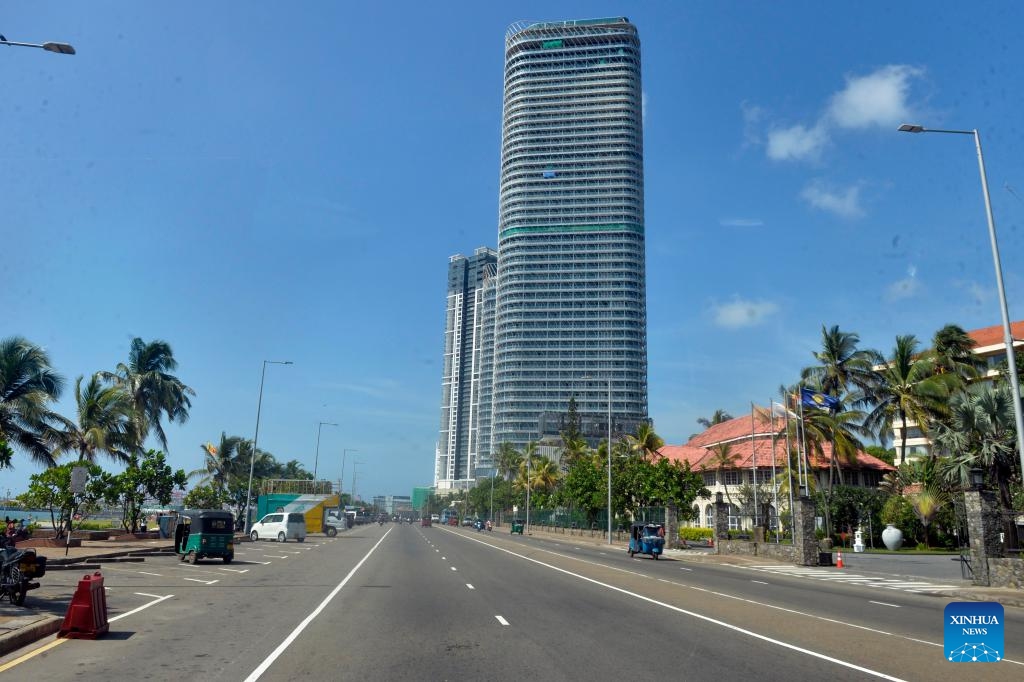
495, 616, 509, 626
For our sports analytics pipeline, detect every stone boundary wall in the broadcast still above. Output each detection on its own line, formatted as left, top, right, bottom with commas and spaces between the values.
986, 558, 1024, 589
718, 539, 799, 563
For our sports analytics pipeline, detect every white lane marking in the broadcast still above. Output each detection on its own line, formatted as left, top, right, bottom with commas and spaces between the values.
251, 561, 272, 565
183, 578, 219, 585
218, 567, 250, 573
134, 592, 167, 599
450, 566, 457, 571
453, 534, 909, 681
679, 567, 693, 571
244, 528, 392, 682
599, 552, 607, 555
495, 616, 509, 626
574, 547, 581, 550
751, 580, 768, 585
109, 593, 174, 622
466, 584, 475, 590
870, 601, 901, 608
264, 555, 288, 559
104, 587, 111, 591
442, 557, 446, 560
138, 571, 163, 577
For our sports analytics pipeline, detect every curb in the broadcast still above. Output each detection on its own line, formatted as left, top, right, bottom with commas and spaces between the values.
0, 614, 61, 658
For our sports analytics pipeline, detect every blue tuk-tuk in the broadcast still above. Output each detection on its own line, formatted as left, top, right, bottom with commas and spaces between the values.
628, 523, 664, 559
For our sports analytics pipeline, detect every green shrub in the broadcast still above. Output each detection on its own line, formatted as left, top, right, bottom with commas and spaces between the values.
679, 527, 713, 541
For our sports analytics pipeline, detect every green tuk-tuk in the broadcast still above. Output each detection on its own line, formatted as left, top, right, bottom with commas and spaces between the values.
511, 519, 525, 535
174, 510, 235, 564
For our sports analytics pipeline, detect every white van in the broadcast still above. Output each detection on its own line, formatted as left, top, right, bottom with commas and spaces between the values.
250, 512, 307, 542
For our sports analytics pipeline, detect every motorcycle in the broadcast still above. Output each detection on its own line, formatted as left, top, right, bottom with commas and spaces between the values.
0, 537, 47, 606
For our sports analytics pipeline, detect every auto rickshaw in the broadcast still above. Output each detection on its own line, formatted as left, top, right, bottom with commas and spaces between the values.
511, 519, 525, 535
174, 510, 235, 564
628, 523, 664, 559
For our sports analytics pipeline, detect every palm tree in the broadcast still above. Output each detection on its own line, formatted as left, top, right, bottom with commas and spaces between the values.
862, 335, 956, 466
697, 409, 733, 430
559, 434, 590, 472
529, 455, 560, 494
496, 442, 522, 482
802, 325, 877, 402
933, 383, 1018, 514
908, 485, 947, 548
98, 337, 195, 451
0, 336, 65, 467
930, 324, 983, 384
626, 423, 664, 462
55, 375, 136, 464
706, 442, 739, 507
190, 432, 245, 489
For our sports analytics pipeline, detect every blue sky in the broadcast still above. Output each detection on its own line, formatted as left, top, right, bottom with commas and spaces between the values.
4, 2, 1023, 500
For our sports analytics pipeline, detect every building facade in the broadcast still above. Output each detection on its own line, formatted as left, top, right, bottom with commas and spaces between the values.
490, 17, 649, 454
435, 248, 498, 490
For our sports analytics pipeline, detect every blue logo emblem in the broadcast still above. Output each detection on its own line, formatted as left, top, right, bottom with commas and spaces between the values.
944, 602, 1003, 662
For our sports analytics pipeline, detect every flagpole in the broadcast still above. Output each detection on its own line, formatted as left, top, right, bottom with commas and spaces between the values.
780, 400, 795, 540
769, 398, 779, 543
797, 392, 810, 496
750, 403, 758, 528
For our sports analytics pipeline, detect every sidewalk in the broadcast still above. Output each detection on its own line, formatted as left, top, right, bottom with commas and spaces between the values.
521, 524, 1024, 608
0, 535, 176, 658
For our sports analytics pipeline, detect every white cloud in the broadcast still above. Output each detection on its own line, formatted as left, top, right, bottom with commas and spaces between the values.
800, 181, 864, 218
828, 65, 923, 129
885, 265, 922, 301
954, 279, 992, 306
712, 297, 780, 328
766, 122, 829, 161
719, 218, 764, 227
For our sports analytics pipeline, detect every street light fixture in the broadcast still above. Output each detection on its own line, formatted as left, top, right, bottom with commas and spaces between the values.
244, 360, 293, 532
898, 123, 1024, 483
312, 422, 338, 482
0, 36, 76, 55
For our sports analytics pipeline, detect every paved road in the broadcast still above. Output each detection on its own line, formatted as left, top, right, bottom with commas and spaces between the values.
1, 524, 1020, 680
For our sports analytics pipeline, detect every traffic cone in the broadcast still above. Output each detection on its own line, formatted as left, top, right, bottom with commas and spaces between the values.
836, 550, 844, 569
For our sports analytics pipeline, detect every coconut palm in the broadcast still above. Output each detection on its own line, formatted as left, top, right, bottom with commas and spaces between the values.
98, 337, 195, 451
930, 324, 984, 384
801, 325, 877, 404
626, 423, 664, 462
496, 442, 522, 482
559, 434, 590, 472
697, 409, 733, 430
514, 442, 538, 494
55, 375, 137, 464
706, 442, 739, 506
0, 336, 66, 467
862, 335, 956, 465
530, 454, 561, 493
190, 432, 245, 489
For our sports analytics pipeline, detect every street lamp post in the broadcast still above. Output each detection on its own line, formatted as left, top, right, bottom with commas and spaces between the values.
313, 422, 338, 482
244, 360, 293, 532
341, 449, 357, 504
606, 375, 613, 545
898, 124, 1024, 480
0, 35, 76, 55
351, 459, 362, 506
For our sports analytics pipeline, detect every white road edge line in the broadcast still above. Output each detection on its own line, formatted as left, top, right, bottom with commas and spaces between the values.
495, 615, 509, 626
870, 601, 901, 608
450, 531, 908, 681
110, 593, 174, 622
244, 528, 392, 682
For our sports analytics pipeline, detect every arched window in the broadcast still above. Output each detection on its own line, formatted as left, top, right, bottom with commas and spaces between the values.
705, 504, 714, 528
691, 505, 700, 528
728, 504, 741, 531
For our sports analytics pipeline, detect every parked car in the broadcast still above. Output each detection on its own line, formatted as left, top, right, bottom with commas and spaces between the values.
250, 512, 307, 543
430, 514, 440, 523
461, 517, 474, 527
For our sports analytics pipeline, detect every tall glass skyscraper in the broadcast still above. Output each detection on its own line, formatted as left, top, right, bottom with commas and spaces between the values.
491, 17, 648, 451
435, 247, 498, 491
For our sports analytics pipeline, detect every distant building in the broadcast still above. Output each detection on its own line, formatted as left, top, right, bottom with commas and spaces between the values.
435, 248, 498, 491
373, 495, 412, 516
663, 407, 894, 531
890, 320, 1024, 465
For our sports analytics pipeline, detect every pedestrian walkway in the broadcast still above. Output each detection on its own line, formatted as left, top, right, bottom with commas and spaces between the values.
739, 563, 965, 595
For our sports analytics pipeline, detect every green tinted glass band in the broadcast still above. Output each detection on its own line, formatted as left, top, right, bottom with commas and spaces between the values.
500, 223, 643, 238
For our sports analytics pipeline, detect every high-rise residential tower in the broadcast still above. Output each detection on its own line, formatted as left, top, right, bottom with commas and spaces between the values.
491, 18, 649, 452
435, 247, 498, 491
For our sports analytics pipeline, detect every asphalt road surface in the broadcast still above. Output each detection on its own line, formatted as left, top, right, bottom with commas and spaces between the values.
1, 524, 1020, 681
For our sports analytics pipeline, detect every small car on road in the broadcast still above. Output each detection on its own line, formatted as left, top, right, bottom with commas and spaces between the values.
250, 512, 307, 543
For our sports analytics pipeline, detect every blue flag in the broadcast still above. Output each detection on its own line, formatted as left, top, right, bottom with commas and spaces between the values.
801, 388, 839, 411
